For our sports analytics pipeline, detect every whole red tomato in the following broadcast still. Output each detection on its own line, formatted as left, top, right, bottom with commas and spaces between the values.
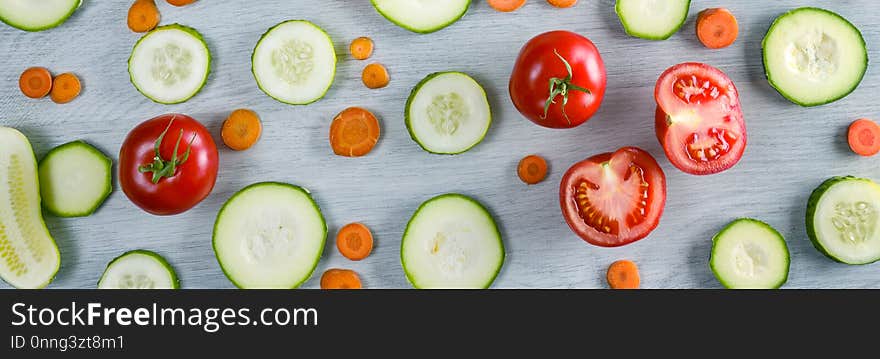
509, 30, 607, 129
119, 114, 219, 215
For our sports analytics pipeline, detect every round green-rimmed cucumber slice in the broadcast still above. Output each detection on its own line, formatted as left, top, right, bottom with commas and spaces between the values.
709, 218, 790, 289
406, 72, 492, 155
615, 0, 690, 40
371, 0, 469, 34
806, 176, 880, 265
0, 127, 60, 289
763, 7, 868, 107
252, 20, 337, 105
401, 194, 504, 289
38, 141, 112, 218
0, 0, 80, 32
128, 24, 211, 105
98, 250, 179, 289
213, 182, 326, 289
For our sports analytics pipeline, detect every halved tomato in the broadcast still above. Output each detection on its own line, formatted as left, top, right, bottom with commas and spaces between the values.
655, 62, 746, 175
560, 147, 666, 247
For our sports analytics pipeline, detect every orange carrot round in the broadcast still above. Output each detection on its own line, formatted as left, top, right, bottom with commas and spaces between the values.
607, 260, 640, 289
320, 269, 362, 289
362, 63, 390, 89
128, 0, 160, 33
518, 155, 548, 185
350, 37, 374, 60
547, 0, 577, 8
166, 0, 197, 6
336, 223, 374, 261
329, 107, 381, 157
696, 8, 739, 49
488, 0, 527, 12
848, 118, 880, 157
49, 73, 81, 104
19, 67, 52, 99
221, 109, 263, 151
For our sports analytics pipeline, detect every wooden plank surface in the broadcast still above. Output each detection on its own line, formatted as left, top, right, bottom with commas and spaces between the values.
2, 0, 880, 289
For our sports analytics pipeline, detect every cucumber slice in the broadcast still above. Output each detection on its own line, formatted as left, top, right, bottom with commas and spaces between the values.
98, 250, 179, 289
371, 0, 469, 34
709, 218, 790, 289
38, 141, 111, 218
0, 0, 80, 32
806, 176, 880, 264
763, 8, 868, 107
128, 24, 211, 104
213, 182, 326, 289
405, 72, 492, 155
615, 0, 690, 40
401, 194, 504, 289
252, 20, 337, 105
0, 127, 60, 289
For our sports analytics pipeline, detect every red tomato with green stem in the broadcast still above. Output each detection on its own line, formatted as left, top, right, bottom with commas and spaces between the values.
509, 30, 607, 129
119, 114, 219, 216
560, 147, 666, 247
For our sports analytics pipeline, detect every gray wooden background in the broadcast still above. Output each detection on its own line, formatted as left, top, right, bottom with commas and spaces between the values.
1, 0, 879, 289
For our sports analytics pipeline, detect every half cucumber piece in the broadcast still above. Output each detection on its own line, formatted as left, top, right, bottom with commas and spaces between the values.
252, 20, 337, 105
710, 218, 790, 289
0, 0, 80, 32
0, 127, 60, 289
128, 24, 211, 104
615, 0, 690, 40
401, 194, 504, 289
806, 176, 880, 264
38, 141, 112, 218
213, 182, 326, 289
406, 72, 492, 155
98, 250, 179, 289
371, 0, 469, 34
763, 8, 868, 107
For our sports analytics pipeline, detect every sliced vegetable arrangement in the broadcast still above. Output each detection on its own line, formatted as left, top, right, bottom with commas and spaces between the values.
406, 72, 492, 154
0, 0, 81, 32
129, 24, 211, 104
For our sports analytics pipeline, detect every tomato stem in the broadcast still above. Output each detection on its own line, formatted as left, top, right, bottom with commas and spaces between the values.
543, 50, 591, 125
138, 116, 196, 184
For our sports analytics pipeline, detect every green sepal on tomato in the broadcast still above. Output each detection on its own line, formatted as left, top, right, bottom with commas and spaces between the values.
509, 30, 607, 129
119, 114, 219, 216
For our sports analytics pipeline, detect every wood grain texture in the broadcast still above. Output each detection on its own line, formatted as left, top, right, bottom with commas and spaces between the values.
2, 0, 880, 289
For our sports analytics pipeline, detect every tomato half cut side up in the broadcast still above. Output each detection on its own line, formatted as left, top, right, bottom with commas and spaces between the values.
560, 147, 667, 247
654, 63, 746, 175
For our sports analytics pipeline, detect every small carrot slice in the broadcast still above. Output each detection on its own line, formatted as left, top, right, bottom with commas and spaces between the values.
607, 260, 640, 289
19, 67, 53, 99
320, 269, 362, 289
696, 8, 739, 49
362, 63, 390, 89
336, 223, 374, 261
848, 118, 880, 157
350, 37, 374, 60
329, 107, 381, 157
49, 73, 81, 104
221, 109, 263, 151
518, 155, 548, 185
547, 0, 577, 8
128, 0, 160, 33
167, 0, 197, 6
488, 0, 526, 12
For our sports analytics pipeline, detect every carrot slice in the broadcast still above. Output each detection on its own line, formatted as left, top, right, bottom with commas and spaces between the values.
221, 109, 263, 151
362, 63, 390, 89
607, 260, 640, 289
128, 0, 160, 33
350, 37, 374, 60
336, 223, 374, 261
518, 155, 548, 185
49, 73, 81, 104
320, 269, 363, 289
167, 0, 197, 6
488, 0, 527, 12
848, 118, 880, 157
547, 0, 577, 8
696, 8, 739, 49
19, 67, 53, 99
329, 107, 381, 157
